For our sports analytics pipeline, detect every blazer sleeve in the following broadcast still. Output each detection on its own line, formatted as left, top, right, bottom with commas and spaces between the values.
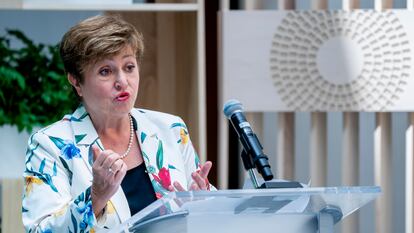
22, 131, 101, 233
173, 117, 216, 191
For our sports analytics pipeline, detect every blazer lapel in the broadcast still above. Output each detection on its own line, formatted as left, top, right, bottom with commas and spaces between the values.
109, 188, 131, 222
70, 105, 131, 222
70, 105, 100, 172
131, 109, 170, 198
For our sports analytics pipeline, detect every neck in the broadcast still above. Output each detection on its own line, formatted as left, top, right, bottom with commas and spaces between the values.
85, 106, 135, 159
87, 110, 131, 136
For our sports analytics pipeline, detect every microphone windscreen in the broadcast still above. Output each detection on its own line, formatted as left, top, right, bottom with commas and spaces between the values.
223, 99, 243, 118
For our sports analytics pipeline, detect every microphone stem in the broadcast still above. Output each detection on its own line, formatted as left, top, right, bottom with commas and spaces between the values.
248, 168, 260, 189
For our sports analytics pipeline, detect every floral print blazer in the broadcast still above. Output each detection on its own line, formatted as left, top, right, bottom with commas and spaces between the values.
22, 105, 209, 233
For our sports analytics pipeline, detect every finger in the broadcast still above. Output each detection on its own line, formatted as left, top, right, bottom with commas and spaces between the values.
105, 154, 123, 178
106, 168, 116, 178
190, 183, 200, 191
167, 185, 174, 192
198, 161, 212, 179
92, 145, 101, 163
92, 147, 110, 172
101, 151, 121, 170
110, 159, 124, 172
93, 148, 115, 167
114, 162, 127, 183
173, 181, 186, 192
191, 172, 206, 190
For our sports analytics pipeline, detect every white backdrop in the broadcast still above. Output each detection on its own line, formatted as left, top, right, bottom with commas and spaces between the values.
222, 10, 414, 111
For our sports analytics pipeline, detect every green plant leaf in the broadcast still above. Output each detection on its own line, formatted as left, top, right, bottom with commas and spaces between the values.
0, 92, 6, 105
41, 93, 51, 104
0, 66, 25, 89
0, 29, 78, 133
7, 29, 34, 48
47, 71, 61, 80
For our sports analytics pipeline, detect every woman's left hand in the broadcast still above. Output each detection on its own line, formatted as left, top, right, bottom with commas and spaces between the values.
169, 161, 212, 191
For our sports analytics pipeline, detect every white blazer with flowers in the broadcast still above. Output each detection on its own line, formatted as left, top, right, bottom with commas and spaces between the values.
22, 105, 209, 233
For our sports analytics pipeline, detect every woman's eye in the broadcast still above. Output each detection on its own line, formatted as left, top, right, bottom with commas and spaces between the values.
99, 68, 111, 76
126, 64, 135, 72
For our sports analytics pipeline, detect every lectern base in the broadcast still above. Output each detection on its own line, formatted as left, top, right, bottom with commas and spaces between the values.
130, 214, 318, 233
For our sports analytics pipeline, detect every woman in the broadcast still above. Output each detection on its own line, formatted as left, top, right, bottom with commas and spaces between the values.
22, 14, 213, 232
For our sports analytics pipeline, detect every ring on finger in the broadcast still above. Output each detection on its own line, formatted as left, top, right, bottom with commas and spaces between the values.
108, 157, 120, 169
108, 167, 115, 174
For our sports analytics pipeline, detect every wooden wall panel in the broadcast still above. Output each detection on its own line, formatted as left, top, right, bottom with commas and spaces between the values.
294, 113, 311, 184
175, 12, 199, 149
341, 112, 359, 233
1, 179, 24, 233
391, 113, 409, 233
109, 12, 159, 111
375, 113, 392, 233
263, 113, 278, 176
118, 11, 200, 150
310, 113, 327, 187
327, 112, 343, 187
408, 113, 414, 233
276, 112, 295, 180
358, 112, 376, 233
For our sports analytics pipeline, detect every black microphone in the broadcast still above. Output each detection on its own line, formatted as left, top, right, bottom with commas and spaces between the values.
223, 99, 274, 181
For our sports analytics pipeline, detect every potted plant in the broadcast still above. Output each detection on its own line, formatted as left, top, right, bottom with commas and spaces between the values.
0, 29, 78, 133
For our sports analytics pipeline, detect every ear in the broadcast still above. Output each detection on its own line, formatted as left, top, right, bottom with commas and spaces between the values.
67, 73, 82, 97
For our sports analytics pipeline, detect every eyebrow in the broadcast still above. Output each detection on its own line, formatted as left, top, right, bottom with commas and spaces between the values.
96, 54, 135, 66
122, 54, 135, 59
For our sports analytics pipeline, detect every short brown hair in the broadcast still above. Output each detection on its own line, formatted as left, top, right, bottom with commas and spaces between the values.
59, 14, 144, 83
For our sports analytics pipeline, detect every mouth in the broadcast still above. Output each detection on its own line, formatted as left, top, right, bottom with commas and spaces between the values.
115, 92, 130, 102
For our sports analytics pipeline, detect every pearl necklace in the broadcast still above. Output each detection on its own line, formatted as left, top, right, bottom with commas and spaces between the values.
120, 113, 134, 159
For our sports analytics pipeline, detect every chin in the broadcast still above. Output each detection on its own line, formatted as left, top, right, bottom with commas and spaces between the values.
124, 104, 135, 113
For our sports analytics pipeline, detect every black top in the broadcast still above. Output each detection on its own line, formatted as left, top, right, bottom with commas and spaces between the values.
121, 162, 157, 216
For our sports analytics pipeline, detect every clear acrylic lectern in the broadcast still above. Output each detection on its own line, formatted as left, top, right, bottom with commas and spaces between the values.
107, 186, 380, 233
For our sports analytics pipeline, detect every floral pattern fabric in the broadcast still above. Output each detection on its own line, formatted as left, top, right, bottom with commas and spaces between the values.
22, 105, 211, 232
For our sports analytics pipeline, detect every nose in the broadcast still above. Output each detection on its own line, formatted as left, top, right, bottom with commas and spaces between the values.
114, 72, 128, 91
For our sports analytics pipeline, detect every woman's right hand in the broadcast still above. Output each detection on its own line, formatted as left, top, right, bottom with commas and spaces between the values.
91, 145, 127, 217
